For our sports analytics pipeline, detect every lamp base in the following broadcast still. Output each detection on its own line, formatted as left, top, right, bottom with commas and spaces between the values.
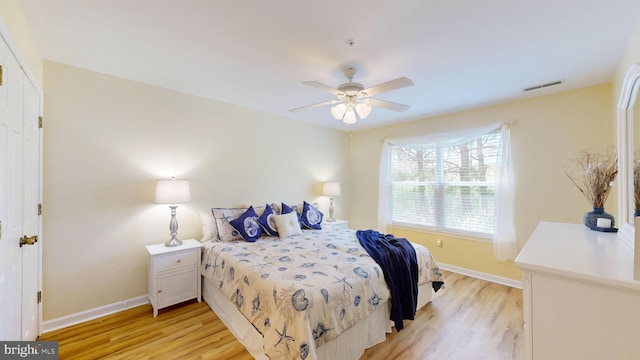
327, 197, 336, 222
165, 205, 183, 247
165, 237, 183, 247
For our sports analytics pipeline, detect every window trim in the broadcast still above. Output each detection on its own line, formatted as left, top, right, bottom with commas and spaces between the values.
391, 221, 493, 243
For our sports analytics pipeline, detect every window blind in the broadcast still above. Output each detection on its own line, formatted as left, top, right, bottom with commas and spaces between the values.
390, 131, 502, 236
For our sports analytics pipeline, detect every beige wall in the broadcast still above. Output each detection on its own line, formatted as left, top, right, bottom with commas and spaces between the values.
0, 1, 42, 87
42, 61, 351, 320
349, 84, 613, 280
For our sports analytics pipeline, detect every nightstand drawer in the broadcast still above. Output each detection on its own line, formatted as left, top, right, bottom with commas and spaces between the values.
157, 251, 198, 272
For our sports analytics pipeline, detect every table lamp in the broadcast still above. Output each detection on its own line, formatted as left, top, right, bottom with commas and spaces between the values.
322, 181, 341, 222
155, 177, 191, 246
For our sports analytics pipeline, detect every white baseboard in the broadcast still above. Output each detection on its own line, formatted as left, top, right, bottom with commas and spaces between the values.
438, 262, 523, 289
42, 295, 149, 333
41, 265, 520, 333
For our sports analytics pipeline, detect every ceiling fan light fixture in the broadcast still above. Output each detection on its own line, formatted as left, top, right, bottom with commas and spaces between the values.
291, 66, 414, 126
342, 110, 357, 124
331, 104, 347, 120
355, 103, 372, 119
337, 82, 364, 96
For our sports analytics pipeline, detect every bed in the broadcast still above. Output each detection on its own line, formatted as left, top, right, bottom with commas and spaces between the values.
198, 204, 444, 360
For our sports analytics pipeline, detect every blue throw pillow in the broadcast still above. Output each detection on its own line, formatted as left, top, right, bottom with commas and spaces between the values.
281, 202, 296, 215
257, 203, 279, 237
229, 206, 262, 242
300, 201, 323, 229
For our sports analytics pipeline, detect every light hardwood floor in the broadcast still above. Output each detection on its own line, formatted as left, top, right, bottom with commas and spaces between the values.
39, 271, 524, 359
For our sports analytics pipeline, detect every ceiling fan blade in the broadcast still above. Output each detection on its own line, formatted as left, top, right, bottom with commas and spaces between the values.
362, 77, 414, 97
303, 81, 344, 96
289, 99, 342, 112
363, 98, 410, 112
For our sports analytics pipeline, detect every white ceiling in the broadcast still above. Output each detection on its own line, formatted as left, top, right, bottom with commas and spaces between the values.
17, 0, 640, 131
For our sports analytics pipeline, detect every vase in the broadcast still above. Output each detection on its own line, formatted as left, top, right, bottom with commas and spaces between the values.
583, 207, 615, 229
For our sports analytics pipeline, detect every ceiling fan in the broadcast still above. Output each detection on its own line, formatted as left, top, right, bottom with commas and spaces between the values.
289, 67, 414, 124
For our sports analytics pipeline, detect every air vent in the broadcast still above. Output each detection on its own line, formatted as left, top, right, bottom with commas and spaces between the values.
523, 80, 564, 92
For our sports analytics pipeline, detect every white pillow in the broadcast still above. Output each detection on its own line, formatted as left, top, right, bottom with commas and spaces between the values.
273, 211, 302, 238
199, 210, 218, 241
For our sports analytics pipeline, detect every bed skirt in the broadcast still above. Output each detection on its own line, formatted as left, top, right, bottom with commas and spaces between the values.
202, 276, 434, 360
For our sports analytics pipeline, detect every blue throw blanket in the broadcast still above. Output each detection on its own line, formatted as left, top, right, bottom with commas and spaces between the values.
356, 229, 418, 331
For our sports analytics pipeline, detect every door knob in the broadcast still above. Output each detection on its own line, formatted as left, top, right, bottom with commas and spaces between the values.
19, 235, 38, 247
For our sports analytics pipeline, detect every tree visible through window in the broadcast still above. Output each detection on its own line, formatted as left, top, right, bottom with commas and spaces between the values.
390, 130, 502, 237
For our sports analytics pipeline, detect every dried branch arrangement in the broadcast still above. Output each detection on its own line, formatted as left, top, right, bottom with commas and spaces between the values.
565, 148, 618, 208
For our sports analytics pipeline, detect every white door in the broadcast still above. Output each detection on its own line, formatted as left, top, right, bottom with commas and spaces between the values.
21, 75, 41, 340
0, 35, 25, 341
0, 34, 42, 340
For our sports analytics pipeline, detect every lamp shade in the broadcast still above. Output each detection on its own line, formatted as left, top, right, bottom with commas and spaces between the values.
322, 181, 341, 197
154, 179, 191, 204
355, 103, 372, 119
342, 110, 357, 124
331, 104, 347, 120
331, 102, 371, 124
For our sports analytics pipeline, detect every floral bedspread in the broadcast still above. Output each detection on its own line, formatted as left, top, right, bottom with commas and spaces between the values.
200, 228, 443, 360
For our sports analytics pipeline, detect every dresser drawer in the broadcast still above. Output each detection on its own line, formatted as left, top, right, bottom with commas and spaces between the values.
157, 250, 198, 272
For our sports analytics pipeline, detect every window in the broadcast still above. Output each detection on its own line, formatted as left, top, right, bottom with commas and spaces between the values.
389, 130, 502, 237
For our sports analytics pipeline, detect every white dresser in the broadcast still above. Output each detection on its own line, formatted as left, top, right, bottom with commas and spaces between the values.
515, 222, 640, 360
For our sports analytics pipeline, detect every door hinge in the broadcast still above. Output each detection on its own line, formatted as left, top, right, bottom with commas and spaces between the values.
37, 291, 42, 304
38, 116, 43, 129
0, 65, 3, 86
38, 203, 42, 216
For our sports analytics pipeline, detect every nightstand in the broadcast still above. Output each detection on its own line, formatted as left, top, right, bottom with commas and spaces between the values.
146, 239, 203, 317
322, 219, 349, 229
